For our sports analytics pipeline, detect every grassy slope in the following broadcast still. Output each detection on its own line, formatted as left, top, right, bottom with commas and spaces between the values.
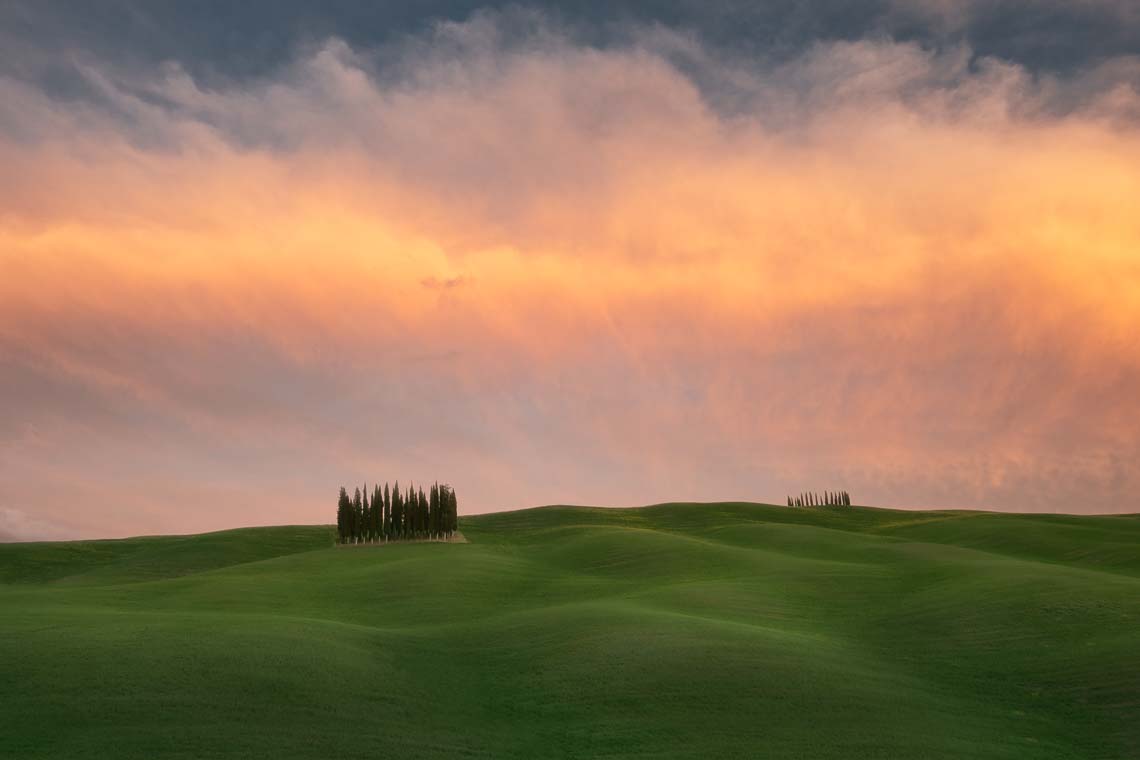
1, 503, 1137, 759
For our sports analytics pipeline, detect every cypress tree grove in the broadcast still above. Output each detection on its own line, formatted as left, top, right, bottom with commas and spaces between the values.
334, 479, 460, 545
787, 489, 854, 508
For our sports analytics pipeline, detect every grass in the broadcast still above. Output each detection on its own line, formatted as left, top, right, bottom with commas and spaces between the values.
1, 502, 1137, 759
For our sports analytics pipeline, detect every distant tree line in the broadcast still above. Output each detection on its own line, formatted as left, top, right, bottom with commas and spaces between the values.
787, 491, 851, 507
336, 481, 458, 544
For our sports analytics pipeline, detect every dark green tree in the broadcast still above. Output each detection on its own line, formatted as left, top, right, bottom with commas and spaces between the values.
419, 486, 427, 538
371, 484, 381, 539
362, 485, 371, 542
336, 487, 350, 543
352, 488, 363, 543
448, 486, 458, 535
383, 482, 391, 540
406, 481, 414, 538
392, 481, 402, 539
430, 483, 439, 538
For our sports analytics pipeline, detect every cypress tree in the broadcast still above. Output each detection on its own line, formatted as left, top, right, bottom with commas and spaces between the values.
439, 485, 449, 535
337, 487, 350, 543
406, 482, 413, 539
406, 482, 414, 538
362, 485, 371, 542
441, 484, 448, 535
374, 483, 381, 541
410, 483, 418, 538
419, 487, 427, 538
383, 482, 391, 540
393, 481, 402, 540
449, 487, 458, 535
405, 482, 413, 539
344, 488, 352, 541
352, 488, 363, 543
348, 489, 357, 541
411, 483, 418, 538
415, 485, 421, 538
430, 483, 438, 538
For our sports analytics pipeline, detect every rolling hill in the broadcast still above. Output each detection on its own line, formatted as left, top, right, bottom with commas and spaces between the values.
1, 503, 1137, 759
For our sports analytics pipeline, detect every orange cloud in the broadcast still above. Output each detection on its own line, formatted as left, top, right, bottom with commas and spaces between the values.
2, 25, 1140, 537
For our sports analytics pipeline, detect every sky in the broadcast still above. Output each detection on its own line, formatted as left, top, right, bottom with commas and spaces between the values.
2, 1, 1140, 539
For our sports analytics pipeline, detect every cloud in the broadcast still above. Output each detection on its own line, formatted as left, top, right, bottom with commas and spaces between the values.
421, 276, 470, 290
1, 12, 1139, 537
0, 507, 75, 542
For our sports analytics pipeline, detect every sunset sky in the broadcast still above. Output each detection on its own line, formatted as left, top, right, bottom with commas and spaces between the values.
3, 1, 1140, 539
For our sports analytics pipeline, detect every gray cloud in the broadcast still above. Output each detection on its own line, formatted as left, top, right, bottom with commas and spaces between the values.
3, 1, 1139, 93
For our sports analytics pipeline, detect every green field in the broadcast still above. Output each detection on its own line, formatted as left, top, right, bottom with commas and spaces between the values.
2, 503, 1138, 759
